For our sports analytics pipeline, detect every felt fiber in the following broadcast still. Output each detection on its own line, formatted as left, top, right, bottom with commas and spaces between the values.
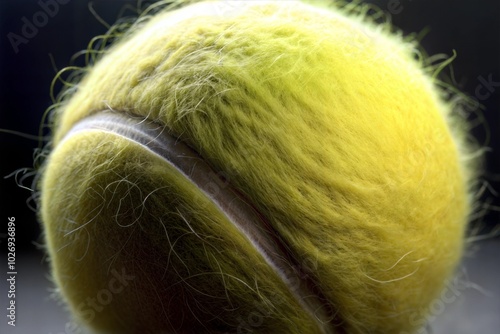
40, 1, 476, 333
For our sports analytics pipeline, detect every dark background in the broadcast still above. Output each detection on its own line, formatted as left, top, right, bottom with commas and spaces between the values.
0, 0, 499, 250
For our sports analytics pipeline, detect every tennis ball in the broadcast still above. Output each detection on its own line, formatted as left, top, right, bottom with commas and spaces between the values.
39, 1, 477, 333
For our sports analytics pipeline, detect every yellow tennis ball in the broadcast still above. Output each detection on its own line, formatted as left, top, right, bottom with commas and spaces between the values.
40, 1, 477, 333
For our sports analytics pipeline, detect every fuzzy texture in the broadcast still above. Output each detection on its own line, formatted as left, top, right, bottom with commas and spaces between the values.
41, 1, 474, 333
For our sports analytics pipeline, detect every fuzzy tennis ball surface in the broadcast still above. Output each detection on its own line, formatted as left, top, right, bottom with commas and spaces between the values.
40, 1, 475, 333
